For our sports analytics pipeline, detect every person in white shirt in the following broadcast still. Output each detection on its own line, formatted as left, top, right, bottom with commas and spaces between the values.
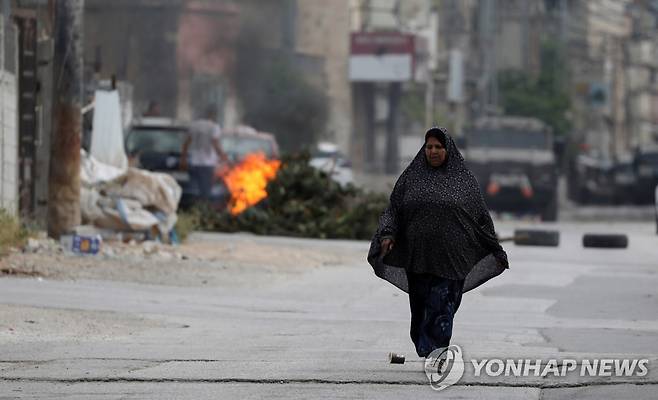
180, 105, 228, 202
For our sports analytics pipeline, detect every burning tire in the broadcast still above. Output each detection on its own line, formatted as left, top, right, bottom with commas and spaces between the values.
582, 233, 628, 249
513, 229, 560, 247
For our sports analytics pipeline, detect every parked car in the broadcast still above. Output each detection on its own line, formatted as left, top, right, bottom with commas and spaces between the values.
125, 119, 279, 209
221, 125, 280, 162
568, 154, 615, 205
611, 157, 638, 204
633, 148, 658, 204
309, 142, 354, 187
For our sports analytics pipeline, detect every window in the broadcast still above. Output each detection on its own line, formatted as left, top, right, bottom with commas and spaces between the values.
220, 136, 275, 161
126, 128, 184, 154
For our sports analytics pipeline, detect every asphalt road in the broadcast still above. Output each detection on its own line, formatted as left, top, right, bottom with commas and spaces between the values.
1, 220, 657, 399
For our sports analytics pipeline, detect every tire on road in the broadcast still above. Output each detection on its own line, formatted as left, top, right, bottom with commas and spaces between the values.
513, 229, 560, 247
582, 233, 628, 249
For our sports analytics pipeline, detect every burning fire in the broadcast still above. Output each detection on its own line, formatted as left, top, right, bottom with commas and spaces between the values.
218, 152, 281, 215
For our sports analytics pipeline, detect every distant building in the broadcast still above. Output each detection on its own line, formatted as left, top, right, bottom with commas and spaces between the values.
84, 0, 240, 124
559, 0, 658, 158
238, 0, 352, 153
625, 0, 658, 151
295, 0, 352, 156
85, 0, 184, 119
85, 0, 351, 153
429, 0, 657, 161
349, 0, 431, 176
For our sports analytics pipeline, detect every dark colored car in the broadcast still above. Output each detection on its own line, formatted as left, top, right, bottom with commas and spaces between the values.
568, 154, 615, 205
463, 116, 558, 221
220, 126, 280, 163
125, 118, 279, 209
633, 149, 658, 204
611, 158, 638, 204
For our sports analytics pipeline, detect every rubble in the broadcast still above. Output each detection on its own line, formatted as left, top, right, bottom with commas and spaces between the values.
79, 90, 182, 243
141, 241, 160, 255
22, 238, 60, 254
79, 149, 182, 244
11, 235, 190, 265
25, 238, 41, 253
1, 234, 365, 288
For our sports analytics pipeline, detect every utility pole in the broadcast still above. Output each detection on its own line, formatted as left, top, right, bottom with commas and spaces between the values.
521, 0, 529, 71
425, 5, 439, 128
478, 0, 497, 116
47, 0, 84, 238
559, 0, 568, 46
385, 82, 400, 174
489, 0, 498, 112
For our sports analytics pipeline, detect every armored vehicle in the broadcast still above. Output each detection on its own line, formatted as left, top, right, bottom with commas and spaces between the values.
463, 116, 558, 221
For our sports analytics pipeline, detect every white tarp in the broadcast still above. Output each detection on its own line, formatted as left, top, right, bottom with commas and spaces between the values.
81, 149, 125, 186
90, 90, 128, 170
106, 168, 181, 215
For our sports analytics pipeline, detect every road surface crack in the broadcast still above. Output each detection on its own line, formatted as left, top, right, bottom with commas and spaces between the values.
0, 376, 656, 389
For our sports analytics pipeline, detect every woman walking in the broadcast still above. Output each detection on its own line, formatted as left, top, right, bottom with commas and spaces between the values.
368, 126, 509, 358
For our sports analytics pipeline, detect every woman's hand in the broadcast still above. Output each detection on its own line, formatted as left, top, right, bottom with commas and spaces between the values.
494, 254, 508, 269
381, 238, 395, 256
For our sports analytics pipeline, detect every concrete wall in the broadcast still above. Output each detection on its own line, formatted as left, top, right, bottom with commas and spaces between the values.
0, 16, 19, 215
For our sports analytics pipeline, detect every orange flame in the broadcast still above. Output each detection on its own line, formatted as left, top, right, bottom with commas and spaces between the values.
219, 152, 281, 215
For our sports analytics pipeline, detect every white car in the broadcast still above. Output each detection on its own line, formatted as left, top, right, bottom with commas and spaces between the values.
309, 142, 354, 187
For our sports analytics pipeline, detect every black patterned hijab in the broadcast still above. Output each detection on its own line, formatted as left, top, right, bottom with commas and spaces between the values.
367, 127, 508, 293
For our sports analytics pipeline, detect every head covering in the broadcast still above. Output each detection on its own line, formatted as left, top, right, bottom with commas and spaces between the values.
367, 126, 508, 293
424, 126, 447, 148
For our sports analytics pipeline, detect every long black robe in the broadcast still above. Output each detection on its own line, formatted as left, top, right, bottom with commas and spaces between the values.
367, 127, 509, 293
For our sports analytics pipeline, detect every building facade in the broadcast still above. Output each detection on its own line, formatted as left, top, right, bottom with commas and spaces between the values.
563, 0, 658, 159
295, 0, 352, 155
625, 0, 658, 151
349, 0, 432, 176
85, 0, 351, 152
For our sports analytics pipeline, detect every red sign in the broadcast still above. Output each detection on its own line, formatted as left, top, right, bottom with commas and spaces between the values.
350, 32, 415, 55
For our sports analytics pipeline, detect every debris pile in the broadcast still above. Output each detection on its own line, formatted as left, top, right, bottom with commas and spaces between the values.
80, 150, 182, 243
200, 152, 388, 240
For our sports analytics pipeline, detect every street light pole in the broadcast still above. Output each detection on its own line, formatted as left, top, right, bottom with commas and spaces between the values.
47, 0, 84, 238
